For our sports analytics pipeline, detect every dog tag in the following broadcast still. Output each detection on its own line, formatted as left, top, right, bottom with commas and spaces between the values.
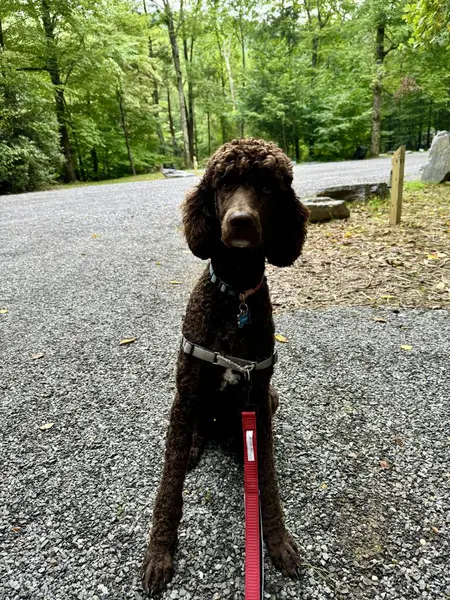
237, 303, 251, 328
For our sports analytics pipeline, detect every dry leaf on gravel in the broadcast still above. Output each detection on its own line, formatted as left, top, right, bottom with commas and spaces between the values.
275, 334, 289, 343
401, 345, 413, 351
39, 423, 54, 431
169, 280, 183, 284
119, 337, 136, 345
31, 353, 45, 360
0, 308, 8, 314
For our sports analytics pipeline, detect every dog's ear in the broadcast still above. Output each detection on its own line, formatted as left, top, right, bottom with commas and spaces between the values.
265, 186, 309, 267
182, 178, 219, 259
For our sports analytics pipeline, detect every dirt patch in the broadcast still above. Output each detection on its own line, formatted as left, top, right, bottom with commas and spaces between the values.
268, 183, 450, 311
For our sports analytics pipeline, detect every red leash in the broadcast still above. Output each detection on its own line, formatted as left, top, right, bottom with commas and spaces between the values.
242, 411, 263, 600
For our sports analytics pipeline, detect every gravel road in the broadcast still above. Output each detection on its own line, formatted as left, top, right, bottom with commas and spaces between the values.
292, 152, 426, 195
1, 152, 449, 600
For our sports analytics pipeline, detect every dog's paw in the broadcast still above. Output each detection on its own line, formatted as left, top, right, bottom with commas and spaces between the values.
141, 547, 173, 595
267, 530, 302, 579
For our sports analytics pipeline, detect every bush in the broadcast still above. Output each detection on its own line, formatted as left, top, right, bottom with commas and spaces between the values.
0, 137, 60, 194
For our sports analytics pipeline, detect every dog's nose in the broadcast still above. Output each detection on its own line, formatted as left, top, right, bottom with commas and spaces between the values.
229, 211, 255, 230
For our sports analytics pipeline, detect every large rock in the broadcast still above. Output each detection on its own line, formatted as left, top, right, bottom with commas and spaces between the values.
303, 197, 350, 223
316, 182, 388, 202
161, 167, 194, 178
421, 131, 450, 183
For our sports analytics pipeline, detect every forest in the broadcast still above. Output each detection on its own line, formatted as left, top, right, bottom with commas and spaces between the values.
0, 0, 449, 193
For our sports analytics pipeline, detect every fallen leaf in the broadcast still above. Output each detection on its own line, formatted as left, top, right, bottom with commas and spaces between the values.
169, 280, 183, 285
39, 423, 54, 431
11, 526, 21, 533
0, 308, 8, 314
379, 460, 390, 469
400, 345, 413, 351
344, 231, 353, 238
427, 253, 439, 260
91, 233, 100, 238
419, 538, 427, 546
435, 282, 447, 292
380, 295, 396, 300
31, 353, 45, 360
119, 337, 136, 345
432, 526, 439, 534
372, 317, 387, 323
320, 482, 328, 490
155, 261, 161, 265
275, 334, 289, 343
391, 436, 404, 446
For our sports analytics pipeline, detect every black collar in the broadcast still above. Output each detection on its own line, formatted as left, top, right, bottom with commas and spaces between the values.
209, 263, 265, 302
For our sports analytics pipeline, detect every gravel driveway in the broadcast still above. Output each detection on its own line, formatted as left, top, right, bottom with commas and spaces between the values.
292, 152, 426, 195
1, 154, 449, 600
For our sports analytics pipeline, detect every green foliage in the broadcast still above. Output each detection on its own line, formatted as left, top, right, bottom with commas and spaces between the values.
0, 0, 449, 192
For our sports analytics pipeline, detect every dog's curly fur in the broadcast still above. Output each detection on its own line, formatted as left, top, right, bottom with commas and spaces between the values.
141, 138, 309, 595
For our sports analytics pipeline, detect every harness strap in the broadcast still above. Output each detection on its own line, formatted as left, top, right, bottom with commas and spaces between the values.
242, 411, 263, 600
182, 336, 277, 373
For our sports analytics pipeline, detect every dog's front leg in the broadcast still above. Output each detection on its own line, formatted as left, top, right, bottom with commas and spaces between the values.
257, 397, 302, 578
141, 392, 194, 595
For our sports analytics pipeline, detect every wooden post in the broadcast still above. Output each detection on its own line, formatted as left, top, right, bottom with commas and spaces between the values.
390, 145, 405, 225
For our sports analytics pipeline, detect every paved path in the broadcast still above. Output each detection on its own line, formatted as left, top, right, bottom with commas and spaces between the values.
1, 153, 448, 600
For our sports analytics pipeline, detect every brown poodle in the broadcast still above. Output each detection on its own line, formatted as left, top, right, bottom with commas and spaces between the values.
141, 138, 309, 594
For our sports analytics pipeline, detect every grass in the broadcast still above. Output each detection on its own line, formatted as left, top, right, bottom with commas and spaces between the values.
268, 182, 450, 311
50, 171, 164, 190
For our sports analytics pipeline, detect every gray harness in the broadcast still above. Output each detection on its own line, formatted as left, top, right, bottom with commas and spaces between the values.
182, 336, 277, 379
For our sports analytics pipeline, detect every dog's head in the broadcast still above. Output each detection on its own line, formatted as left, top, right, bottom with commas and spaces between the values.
182, 138, 309, 267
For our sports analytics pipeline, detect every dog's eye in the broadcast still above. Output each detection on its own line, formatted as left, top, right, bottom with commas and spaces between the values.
262, 186, 271, 195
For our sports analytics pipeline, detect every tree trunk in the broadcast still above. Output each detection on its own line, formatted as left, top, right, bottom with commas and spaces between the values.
311, 34, 318, 67
222, 38, 236, 111
153, 84, 167, 155
281, 118, 287, 153
238, 12, 245, 137
147, 34, 166, 154
207, 110, 211, 156
40, 0, 77, 182
117, 87, 136, 176
183, 37, 195, 164
0, 19, 4, 51
370, 22, 386, 157
294, 132, 300, 162
426, 101, 433, 147
417, 98, 424, 149
167, 86, 178, 157
214, 28, 228, 143
163, 0, 191, 167
91, 148, 99, 180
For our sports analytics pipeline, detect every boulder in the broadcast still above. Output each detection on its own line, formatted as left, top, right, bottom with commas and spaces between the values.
316, 182, 388, 202
161, 167, 195, 178
421, 131, 450, 183
303, 197, 350, 223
